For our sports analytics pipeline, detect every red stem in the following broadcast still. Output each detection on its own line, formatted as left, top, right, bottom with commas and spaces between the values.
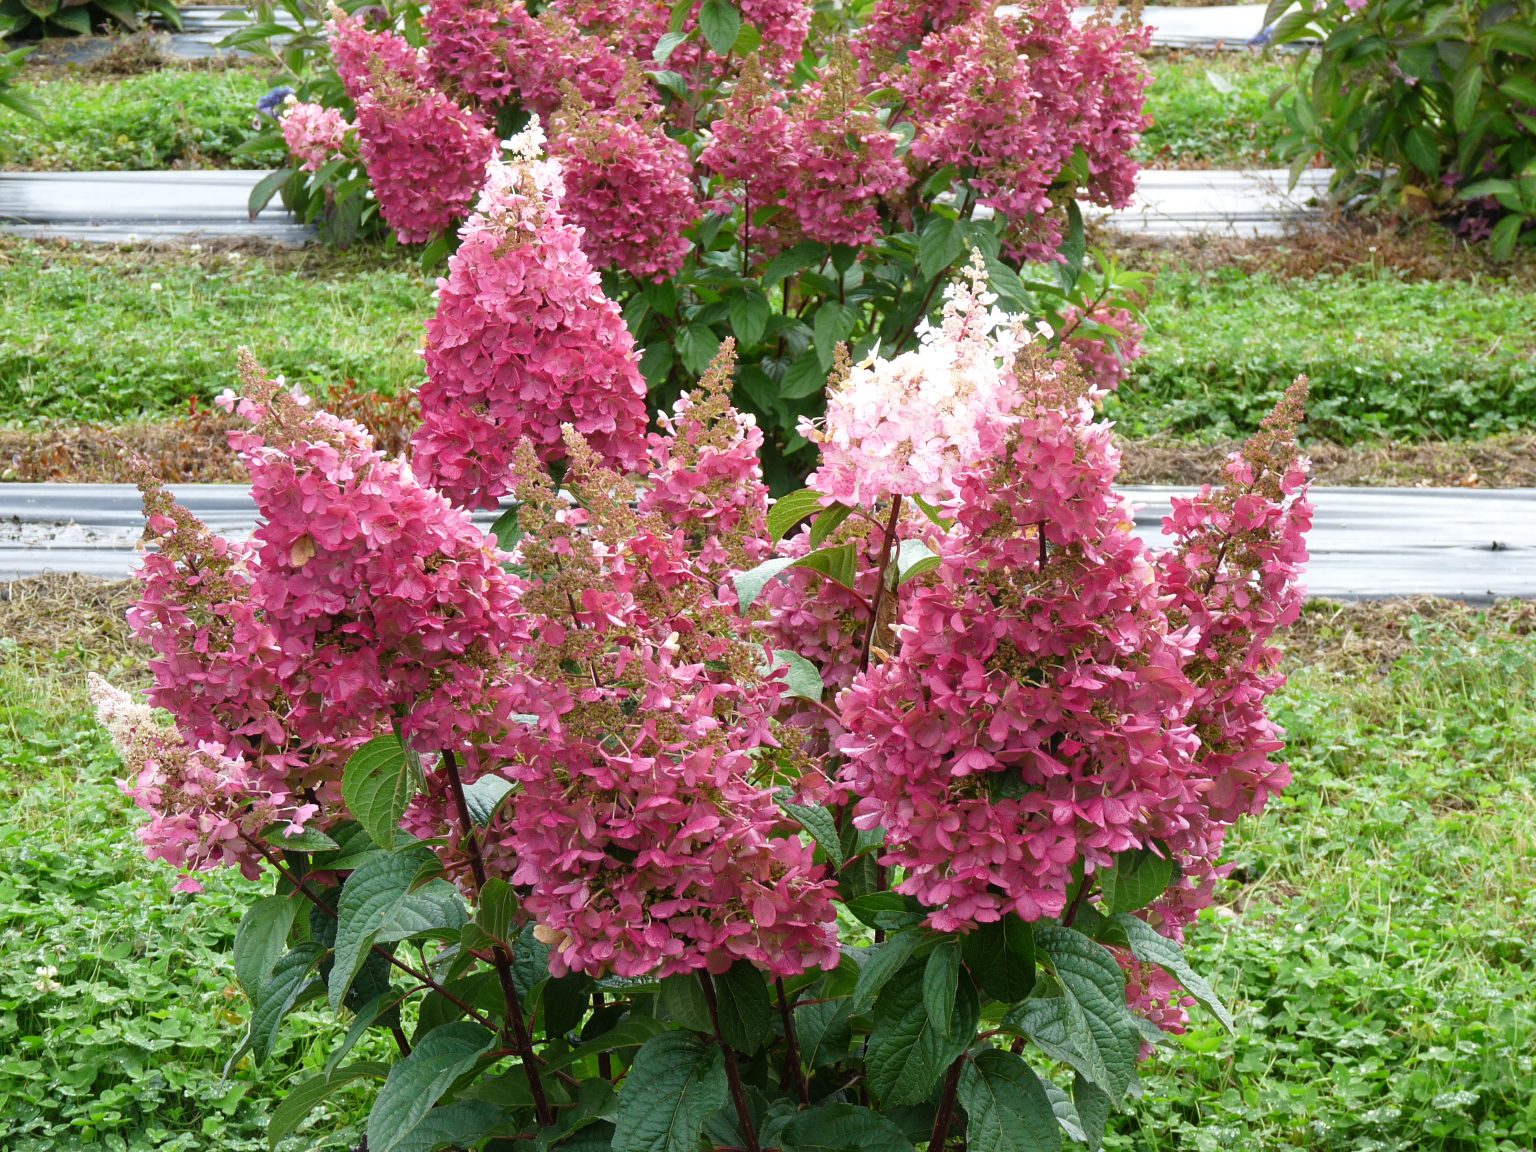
698, 972, 761, 1152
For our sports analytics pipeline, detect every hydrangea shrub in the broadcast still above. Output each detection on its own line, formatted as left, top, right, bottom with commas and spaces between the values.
101, 135, 1312, 1149
241, 0, 1152, 484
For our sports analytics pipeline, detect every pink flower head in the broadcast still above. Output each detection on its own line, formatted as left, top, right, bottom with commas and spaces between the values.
698, 58, 799, 255
802, 253, 1031, 507
548, 93, 700, 281
502, 435, 839, 979
280, 99, 350, 171
1059, 303, 1145, 392
329, 5, 498, 243
413, 132, 649, 508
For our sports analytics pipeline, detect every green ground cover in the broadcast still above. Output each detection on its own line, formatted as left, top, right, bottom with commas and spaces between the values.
1138, 52, 1299, 169
1108, 264, 1536, 443
2, 592, 1532, 1151
0, 68, 282, 171
0, 242, 430, 422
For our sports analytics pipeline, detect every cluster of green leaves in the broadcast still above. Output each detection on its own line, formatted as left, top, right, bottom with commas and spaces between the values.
0, 660, 367, 1152
1137, 52, 1301, 169
1114, 609, 1536, 1150
1108, 263, 1536, 443
0, 37, 40, 120
230, 715, 1229, 1152
0, 0, 178, 38
0, 67, 286, 171
1267, 0, 1536, 257
232, 0, 1150, 489
0, 241, 431, 423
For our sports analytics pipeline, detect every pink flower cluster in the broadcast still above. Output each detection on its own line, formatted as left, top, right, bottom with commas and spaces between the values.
897, 3, 1149, 260
1059, 303, 1145, 391
548, 96, 699, 281
502, 429, 839, 979
281, 99, 349, 171
412, 140, 649, 509
329, 7, 497, 243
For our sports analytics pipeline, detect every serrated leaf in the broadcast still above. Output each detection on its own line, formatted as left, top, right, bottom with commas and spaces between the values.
813, 303, 854, 370
775, 793, 843, 867
264, 824, 340, 853
1072, 1073, 1110, 1152
727, 287, 770, 347
850, 932, 920, 1013
677, 322, 721, 377
808, 503, 852, 547
958, 1049, 1062, 1152
895, 538, 939, 585
331, 847, 467, 1013
342, 734, 423, 851
762, 649, 825, 703
793, 542, 858, 591
923, 938, 961, 1035
962, 917, 1036, 1004
713, 962, 774, 1055
734, 556, 796, 612
795, 998, 854, 1068
235, 895, 299, 1001
767, 487, 826, 542
389, 1100, 502, 1152
489, 504, 522, 554
476, 877, 519, 948
1453, 58, 1483, 133
1490, 213, 1524, 260
1033, 925, 1140, 1102
844, 892, 923, 933
1106, 913, 1234, 1032
698, 0, 740, 55
249, 168, 294, 219
269, 1063, 389, 1151
778, 1103, 911, 1152
612, 1032, 729, 1152
1098, 848, 1173, 916
366, 1022, 495, 1152
247, 944, 325, 1066
867, 966, 978, 1106
653, 28, 688, 63
461, 775, 515, 827
919, 215, 964, 279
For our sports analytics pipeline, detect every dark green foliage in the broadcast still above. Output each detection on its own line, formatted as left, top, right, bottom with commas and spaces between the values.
0, 0, 178, 38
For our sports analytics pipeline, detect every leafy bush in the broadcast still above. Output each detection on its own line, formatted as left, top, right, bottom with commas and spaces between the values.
235, 0, 1154, 484
1268, 0, 1536, 257
0, 37, 38, 119
0, 0, 179, 38
90, 122, 1314, 1149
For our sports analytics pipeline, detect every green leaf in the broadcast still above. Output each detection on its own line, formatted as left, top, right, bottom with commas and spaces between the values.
249, 168, 295, 220
311, 822, 379, 873
734, 556, 796, 612
919, 215, 964, 280
763, 241, 827, 289
844, 892, 923, 933
489, 504, 523, 554
775, 793, 843, 867
763, 649, 825, 703
388, 1101, 502, 1152
808, 503, 852, 547
264, 824, 339, 853
850, 931, 920, 1013
1498, 76, 1536, 107
1453, 58, 1483, 133
781, 351, 830, 400
476, 877, 519, 948
962, 917, 1036, 1004
698, 0, 740, 55
1490, 213, 1524, 261
794, 542, 858, 591
677, 322, 721, 377
612, 1032, 730, 1152
895, 539, 939, 586
778, 1103, 911, 1152
461, 775, 515, 827
1261, 0, 1294, 28
1105, 913, 1234, 1031
1008, 996, 1098, 1087
1072, 1074, 1110, 1152
366, 1022, 495, 1152
235, 895, 299, 1001
767, 487, 827, 542
653, 29, 689, 63
1098, 848, 1174, 916
342, 734, 423, 851
1033, 925, 1140, 1102
867, 966, 978, 1106
958, 1049, 1062, 1152
813, 303, 855, 370
923, 938, 961, 1035
795, 999, 853, 1068
658, 973, 715, 1033
728, 287, 771, 347
331, 846, 467, 1013
269, 1063, 389, 1151
247, 944, 325, 1066
713, 962, 775, 1055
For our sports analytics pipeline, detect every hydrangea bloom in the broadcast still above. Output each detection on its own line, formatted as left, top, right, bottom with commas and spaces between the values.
548, 94, 699, 281
90, 675, 317, 893
855, 0, 985, 55
281, 98, 350, 171
413, 131, 649, 509
330, 6, 498, 243
801, 256, 1029, 507
504, 433, 839, 979
1059, 303, 1145, 391
698, 59, 799, 256
786, 52, 911, 247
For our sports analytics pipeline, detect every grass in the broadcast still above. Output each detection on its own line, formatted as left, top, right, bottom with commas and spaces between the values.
1107, 263, 1536, 444
0, 241, 432, 423
1117, 602, 1536, 1151
0, 67, 284, 171
2, 583, 1533, 1151
1140, 52, 1302, 169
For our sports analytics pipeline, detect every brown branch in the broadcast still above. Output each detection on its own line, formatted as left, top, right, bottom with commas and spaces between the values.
774, 977, 810, 1107
698, 972, 761, 1152
928, 1055, 967, 1151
